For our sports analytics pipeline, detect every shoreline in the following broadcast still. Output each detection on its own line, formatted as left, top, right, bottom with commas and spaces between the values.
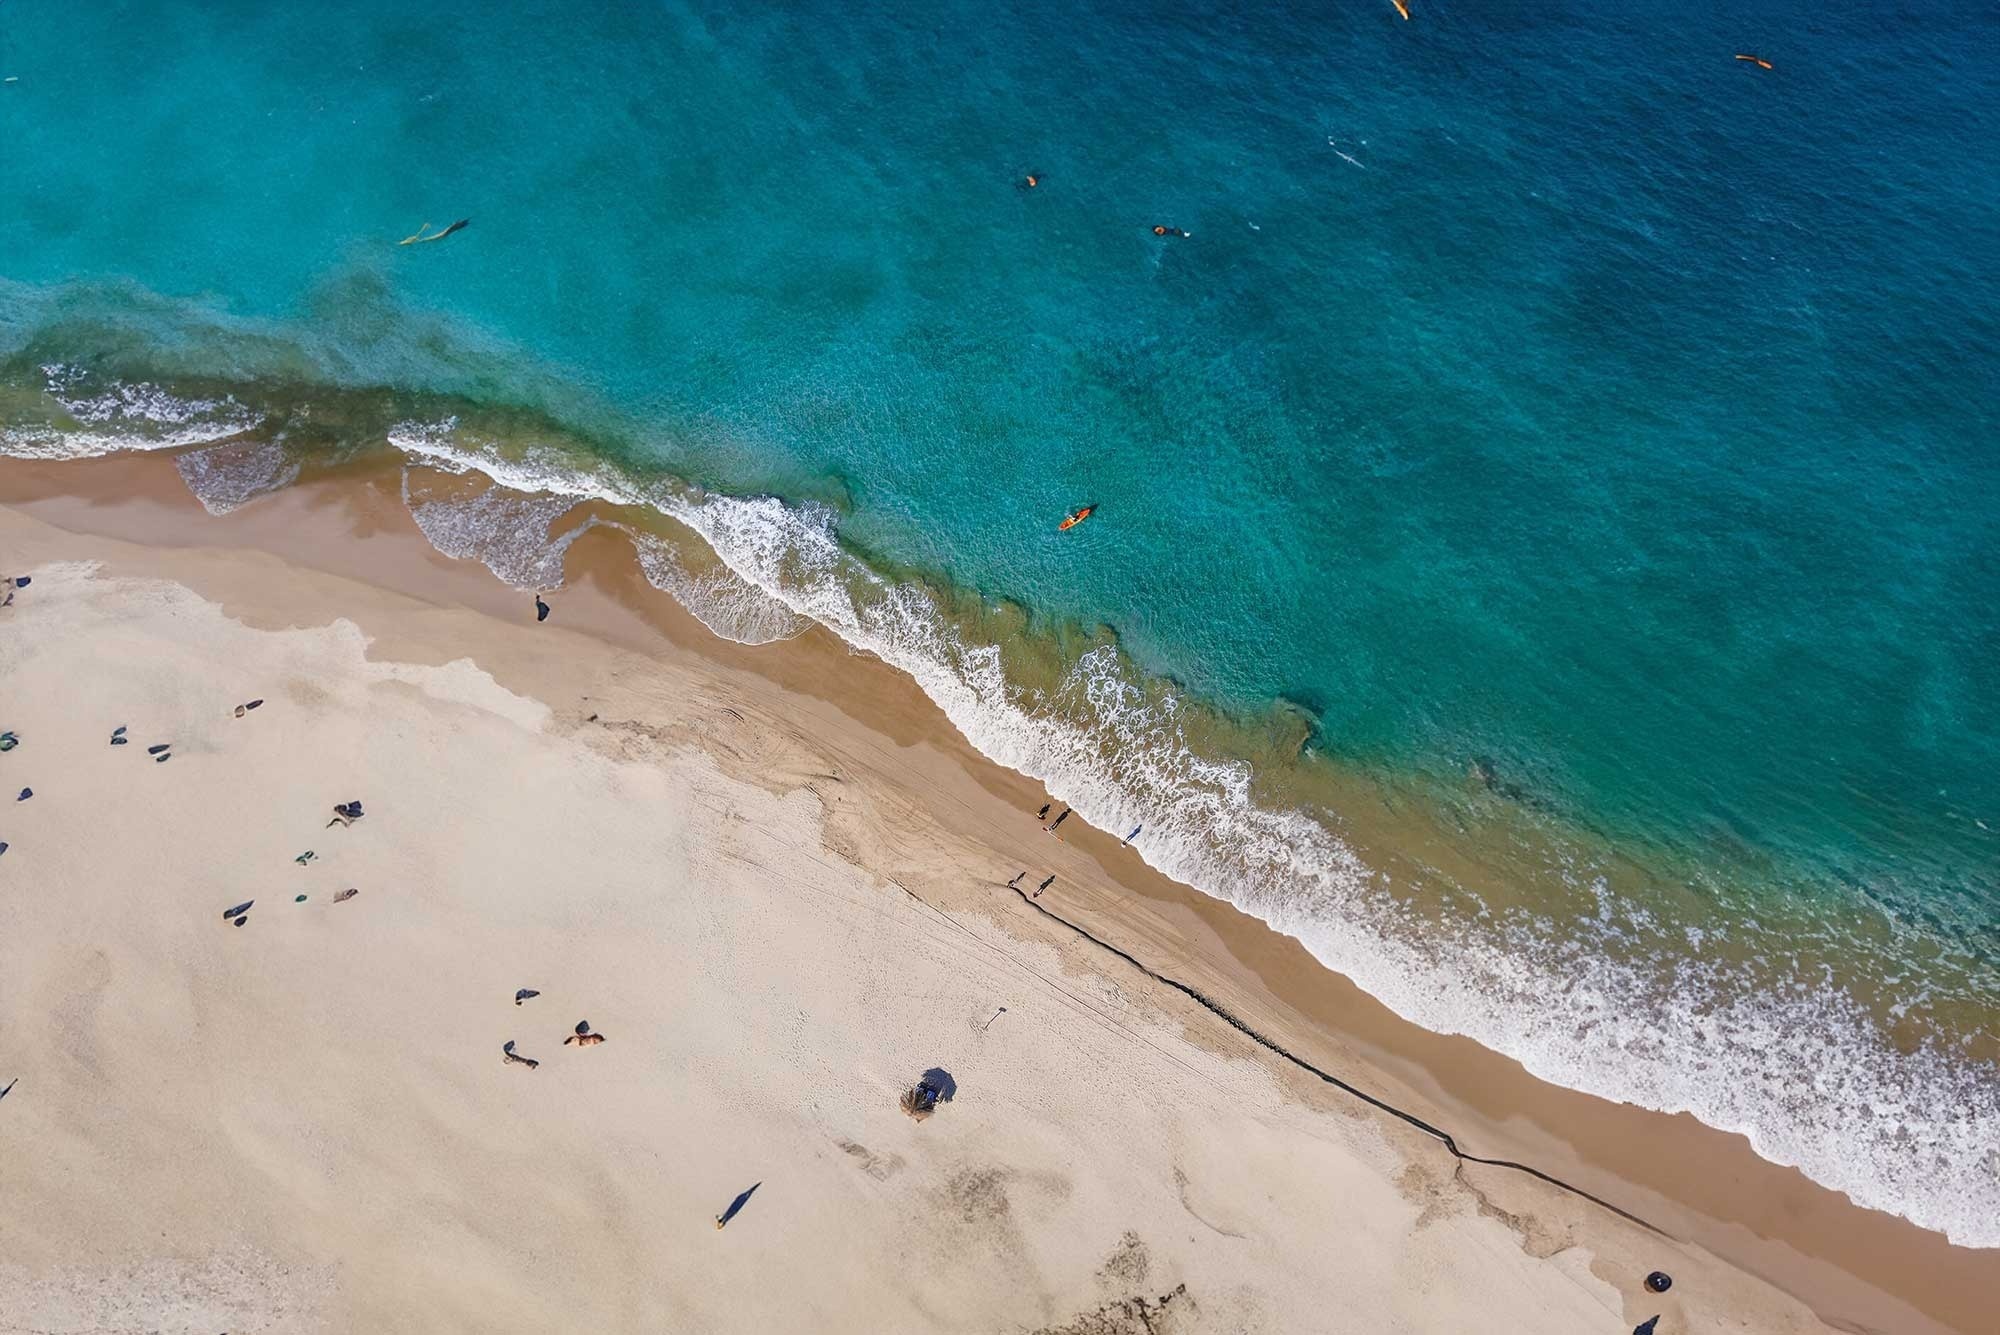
13, 400, 1998, 1250
3, 453, 1994, 1332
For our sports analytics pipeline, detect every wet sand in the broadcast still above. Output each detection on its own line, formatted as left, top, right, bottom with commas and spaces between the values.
0, 452, 1991, 1333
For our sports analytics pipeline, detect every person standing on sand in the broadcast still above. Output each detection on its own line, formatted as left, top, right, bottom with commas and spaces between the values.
1007, 872, 1025, 889
1044, 807, 1071, 834
535, 595, 551, 623
715, 1182, 760, 1229
1037, 803, 1051, 820
1034, 875, 1055, 899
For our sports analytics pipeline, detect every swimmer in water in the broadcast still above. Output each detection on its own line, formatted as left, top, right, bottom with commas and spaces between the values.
1151, 225, 1190, 239
399, 218, 470, 246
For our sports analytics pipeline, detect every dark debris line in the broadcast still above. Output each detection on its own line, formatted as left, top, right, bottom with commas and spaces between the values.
1005, 885, 1669, 1238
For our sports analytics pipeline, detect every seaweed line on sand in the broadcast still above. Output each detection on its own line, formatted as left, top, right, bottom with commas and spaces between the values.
986, 886, 1670, 1237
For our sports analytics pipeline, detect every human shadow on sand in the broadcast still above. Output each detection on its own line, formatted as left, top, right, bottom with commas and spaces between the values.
715, 1182, 761, 1229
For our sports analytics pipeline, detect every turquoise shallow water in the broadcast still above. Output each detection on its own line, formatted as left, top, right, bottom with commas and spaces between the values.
4, 1, 1997, 1239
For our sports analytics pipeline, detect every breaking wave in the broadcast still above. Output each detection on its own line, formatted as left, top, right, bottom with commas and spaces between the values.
376, 419, 2000, 1249
2, 392, 1992, 1247
0, 364, 263, 460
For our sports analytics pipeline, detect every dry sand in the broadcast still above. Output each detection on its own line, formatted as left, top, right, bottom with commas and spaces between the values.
0, 460, 1984, 1334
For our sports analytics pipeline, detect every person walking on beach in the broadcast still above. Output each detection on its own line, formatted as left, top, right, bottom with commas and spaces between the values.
715, 1182, 760, 1229
1044, 807, 1071, 834
1034, 875, 1055, 899
1120, 824, 1142, 848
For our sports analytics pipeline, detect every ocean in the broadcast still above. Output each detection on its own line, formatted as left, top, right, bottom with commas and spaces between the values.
3, 0, 1996, 1243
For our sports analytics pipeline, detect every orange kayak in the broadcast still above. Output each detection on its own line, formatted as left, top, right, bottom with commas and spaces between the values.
1058, 505, 1096, 532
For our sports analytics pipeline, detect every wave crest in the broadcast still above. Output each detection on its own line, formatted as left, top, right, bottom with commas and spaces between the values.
4, 407, 1992, 1247
0, 364, 264, 460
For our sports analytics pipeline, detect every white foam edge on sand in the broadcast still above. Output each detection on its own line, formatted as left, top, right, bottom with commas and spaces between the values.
379, 421, 2000, 1250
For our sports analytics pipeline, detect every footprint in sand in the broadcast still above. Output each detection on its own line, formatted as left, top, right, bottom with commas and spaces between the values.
835, 1139, 904, 1181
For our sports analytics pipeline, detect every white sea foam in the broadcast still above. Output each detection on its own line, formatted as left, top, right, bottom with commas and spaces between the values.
612, 523, 809, 646
174, 440, 301, 515
378, 423, 2000, 1247
401, 471, 587, 591
11, 410, 1992, 1246
0, 366, 265, 460
392, 422, 806, 643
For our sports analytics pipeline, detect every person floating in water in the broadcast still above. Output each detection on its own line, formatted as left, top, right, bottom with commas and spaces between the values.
399, 218, 470, 246
1151, 225, 1190, 238
1020, 171, 1042, 190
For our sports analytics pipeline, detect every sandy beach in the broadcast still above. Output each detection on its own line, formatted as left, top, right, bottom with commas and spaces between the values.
0, 457, 1988, 1334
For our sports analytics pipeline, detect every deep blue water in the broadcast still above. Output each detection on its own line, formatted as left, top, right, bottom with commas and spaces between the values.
4, 1, 1998, 1238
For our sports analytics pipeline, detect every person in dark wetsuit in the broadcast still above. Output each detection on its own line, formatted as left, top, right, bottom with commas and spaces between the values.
400, 219, 470, 245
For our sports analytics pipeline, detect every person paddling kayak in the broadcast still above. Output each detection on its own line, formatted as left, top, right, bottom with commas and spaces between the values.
1059, 504, 1096, 532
